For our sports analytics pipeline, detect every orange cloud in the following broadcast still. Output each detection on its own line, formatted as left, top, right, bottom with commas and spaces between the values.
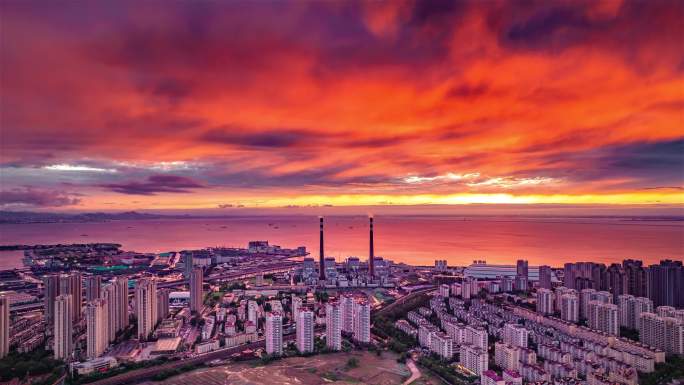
0, 1, 681, 210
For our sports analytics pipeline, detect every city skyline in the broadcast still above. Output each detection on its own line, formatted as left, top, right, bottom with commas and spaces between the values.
0, 231, 682, 383
0, 1, 682, 384
1, 1, 682, 212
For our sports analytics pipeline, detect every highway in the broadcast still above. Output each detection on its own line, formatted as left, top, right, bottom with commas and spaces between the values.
89, 338, 278, 385
89, 328, 311, 385
9, 302, 43, 313
128, 262, 299, 292
373, 286, 435, 318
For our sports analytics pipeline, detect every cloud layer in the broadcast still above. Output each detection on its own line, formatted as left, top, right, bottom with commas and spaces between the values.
0, 0, 682, 209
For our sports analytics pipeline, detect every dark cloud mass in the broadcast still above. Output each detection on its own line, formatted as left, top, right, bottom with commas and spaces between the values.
99, 175, 204, 195
603, 139, 684, 184
0, 188, 81, 207
201, 128, 330, 148
514, 138, 684, 190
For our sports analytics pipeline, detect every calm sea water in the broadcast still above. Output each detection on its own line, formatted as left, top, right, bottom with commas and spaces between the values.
0, 216, 682, 270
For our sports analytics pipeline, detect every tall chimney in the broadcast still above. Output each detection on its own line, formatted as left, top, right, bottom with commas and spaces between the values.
369, 216, 375, 278
319, 216, 326, 281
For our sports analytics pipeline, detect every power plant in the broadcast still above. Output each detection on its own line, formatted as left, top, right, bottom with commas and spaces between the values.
317, 215, 377, 283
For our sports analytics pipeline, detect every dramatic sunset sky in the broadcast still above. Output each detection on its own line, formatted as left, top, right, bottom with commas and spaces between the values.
1, 0, 682, 212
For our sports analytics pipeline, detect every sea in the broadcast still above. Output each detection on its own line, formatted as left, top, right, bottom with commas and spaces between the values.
0, 215, 682, 270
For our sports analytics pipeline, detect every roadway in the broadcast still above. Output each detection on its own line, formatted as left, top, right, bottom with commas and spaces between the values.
129, 262, 299, 292
89, 324, 320, 385
373, 286, 435, 318
9, 302, 43, 313
89, 337, 282, 385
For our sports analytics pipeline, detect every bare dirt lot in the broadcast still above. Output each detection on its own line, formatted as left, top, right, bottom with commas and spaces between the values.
141, 351, 443, 385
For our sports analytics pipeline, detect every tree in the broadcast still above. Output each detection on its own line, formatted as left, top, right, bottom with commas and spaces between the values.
346, 357, 359, 369
315, 291, 329, 303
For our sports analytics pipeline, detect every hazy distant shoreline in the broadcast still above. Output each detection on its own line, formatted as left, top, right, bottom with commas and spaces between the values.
2, 209, 683, 225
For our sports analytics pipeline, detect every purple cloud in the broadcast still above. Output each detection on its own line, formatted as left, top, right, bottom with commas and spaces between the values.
99, 175, 204, 195
0, 188, 82, 207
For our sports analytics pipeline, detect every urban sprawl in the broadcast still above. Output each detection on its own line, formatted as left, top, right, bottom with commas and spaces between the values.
0, 217, 682, 385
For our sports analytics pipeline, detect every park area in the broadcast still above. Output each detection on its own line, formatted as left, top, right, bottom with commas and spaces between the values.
140, 351, 444, 385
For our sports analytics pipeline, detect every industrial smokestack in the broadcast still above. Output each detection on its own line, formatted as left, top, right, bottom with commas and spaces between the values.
369, 216, 375, 278
319, 216, 326, 281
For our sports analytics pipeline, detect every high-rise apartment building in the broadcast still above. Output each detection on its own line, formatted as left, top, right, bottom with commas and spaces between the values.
560, 292, 579, 323
606, 263, 628, 302
640, 312, 684, 355
113, 277, 129, 334
647, 260, 684, 308
465, 325, 488, 349
184, 253, 193, 278
54, 294, 73, 360
515, 260, 529, 291
657, 305, 677, 318
86, 298, 108, 359
59, 272, 83, 323
623, 259, 647, 297
462, 277, 473, 299
189, 267, 203, 313
502, 323, 528, 348
536, 288, 554, 315
296, 309, 314, 353
560, 293, 580, 323
0, 295, 9, 359
594, 290, 613, 304
435, 260, 448, 272
460, 344, 488, 376
588, 301, 619, 336
517, 260, 528, 278
676, 310, 684, 322
439, 284, 450, 297
102, 284, 116, 342
501, 276, 514, 292
430, 332, 454, 359
291, 295, 303, 324
247, 300, 258, 325
564, 262, 607, 290
85, 275, 101, 302
495, 342, 521, 371
265, 312, 283, 355
554, 287, 574, 313
340, 294, 354, 333
135, 278, 157, 340
157, 289, 170, 322
579, 288, 596, 319
617, 295, 653, 329
102, 282, 128, 342
353, 300, 370, 343
325, 302, 342, 350
482, 370, 505, 385
43, 274, 60, 328
538, 265, 552, 289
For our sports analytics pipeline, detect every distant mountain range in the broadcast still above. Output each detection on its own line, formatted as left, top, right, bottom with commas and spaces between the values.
0, 210, 185, 224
